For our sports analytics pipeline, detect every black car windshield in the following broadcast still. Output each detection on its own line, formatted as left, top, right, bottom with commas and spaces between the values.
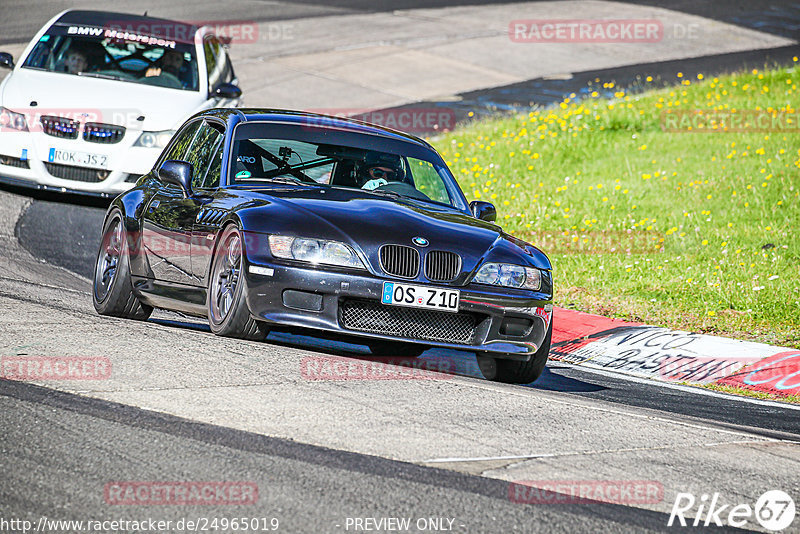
22, 23, 199, 91
230, 130, 465, 209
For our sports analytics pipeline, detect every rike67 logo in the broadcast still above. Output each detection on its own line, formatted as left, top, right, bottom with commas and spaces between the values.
669, 490, 795, 531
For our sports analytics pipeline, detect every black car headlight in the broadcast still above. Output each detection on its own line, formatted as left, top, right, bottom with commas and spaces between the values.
268, 235, 365, 269
473, 263, 542, 290
0, 107, 29, 131
133, 130, 176, 149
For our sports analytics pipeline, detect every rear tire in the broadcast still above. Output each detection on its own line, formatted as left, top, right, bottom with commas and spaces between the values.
488, 321, 552, 384
93, 211, 153, 320
208, 225, 268, 341
367, 339, 427, 358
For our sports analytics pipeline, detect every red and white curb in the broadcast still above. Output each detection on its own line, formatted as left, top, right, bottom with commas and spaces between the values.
551, 308, 800, 397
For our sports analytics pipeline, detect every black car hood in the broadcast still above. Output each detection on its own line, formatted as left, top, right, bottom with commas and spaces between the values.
235, 186, 551, 272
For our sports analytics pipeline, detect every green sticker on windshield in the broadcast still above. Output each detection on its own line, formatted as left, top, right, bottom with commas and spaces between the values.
39, 35, 50, 42
236, 170, 252, 179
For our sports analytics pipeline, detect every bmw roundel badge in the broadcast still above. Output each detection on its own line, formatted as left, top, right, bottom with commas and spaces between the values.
412, 236, 429, 247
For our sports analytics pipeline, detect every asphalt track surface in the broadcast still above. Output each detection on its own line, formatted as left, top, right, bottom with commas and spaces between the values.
2, 0, 799, 45
2, 379, 742, 534
15, 197, 800, 439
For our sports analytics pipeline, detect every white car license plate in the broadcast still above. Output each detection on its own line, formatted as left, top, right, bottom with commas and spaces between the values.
48, 148, 108, 169
381, 281, 459, 313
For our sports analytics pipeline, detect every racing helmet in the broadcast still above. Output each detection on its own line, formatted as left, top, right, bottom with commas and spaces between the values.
354, 151, 404, 187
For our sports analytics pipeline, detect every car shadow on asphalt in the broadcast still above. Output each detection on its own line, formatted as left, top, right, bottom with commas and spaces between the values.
526, 366, 606, 393
148, 316, 607, 390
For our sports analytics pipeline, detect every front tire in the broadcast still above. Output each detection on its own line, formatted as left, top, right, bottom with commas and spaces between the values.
483, 322, 552, 384
93, 211, 153, 320
207, 225, 268, 341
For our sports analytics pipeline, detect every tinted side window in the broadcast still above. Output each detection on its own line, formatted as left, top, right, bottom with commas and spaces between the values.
204, 36, 225, 90
185, 121, 223, 188
201, 141, 223, 189
221, 51, 234, 83
160, 121, 202, 164
409, 158, 451, 204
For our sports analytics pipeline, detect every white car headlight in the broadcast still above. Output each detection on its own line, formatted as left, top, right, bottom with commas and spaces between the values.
0, 107, 29, 132
133, 130, 176, 149
268, 235, 364, 269
474, 263, 541, 290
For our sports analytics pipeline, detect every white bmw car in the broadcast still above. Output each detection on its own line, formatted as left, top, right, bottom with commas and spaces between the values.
0, 10, 242, 196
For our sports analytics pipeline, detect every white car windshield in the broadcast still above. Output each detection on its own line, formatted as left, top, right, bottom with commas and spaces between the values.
22, 23, 199, 91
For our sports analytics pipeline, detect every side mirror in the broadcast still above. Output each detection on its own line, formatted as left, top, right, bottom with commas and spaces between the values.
0, 52, 14, 69
470, 200, 496, 222
158, 160, 194, 198
213, 82, 242, 99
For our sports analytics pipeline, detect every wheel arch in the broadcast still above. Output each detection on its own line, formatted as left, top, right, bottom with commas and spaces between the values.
205, 215, 245, 284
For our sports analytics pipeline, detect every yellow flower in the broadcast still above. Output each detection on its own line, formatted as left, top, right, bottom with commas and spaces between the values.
702, 240, 708, 245
707, 310, 716, 316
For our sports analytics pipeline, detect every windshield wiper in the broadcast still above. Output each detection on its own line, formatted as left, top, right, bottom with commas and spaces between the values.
77, 72, 125, 81
263, 176, 313, 186
363, 188, 402, 199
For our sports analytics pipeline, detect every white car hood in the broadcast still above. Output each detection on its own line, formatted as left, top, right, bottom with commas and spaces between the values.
1, 68, 205, 131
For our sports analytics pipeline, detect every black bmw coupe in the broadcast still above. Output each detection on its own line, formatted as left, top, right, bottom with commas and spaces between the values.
93, 109, 553, 383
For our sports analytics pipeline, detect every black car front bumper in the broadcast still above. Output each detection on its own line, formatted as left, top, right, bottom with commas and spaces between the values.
242, 259, 552, 361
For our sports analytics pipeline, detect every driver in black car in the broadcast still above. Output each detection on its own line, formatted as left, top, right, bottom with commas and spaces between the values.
356, 153, 404, 190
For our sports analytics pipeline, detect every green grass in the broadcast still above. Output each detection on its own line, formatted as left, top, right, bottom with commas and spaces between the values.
432, 62, 800, 348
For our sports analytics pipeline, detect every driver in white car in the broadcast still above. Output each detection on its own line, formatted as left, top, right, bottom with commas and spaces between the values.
64, 48, 89, 74
145, 49, 183, 79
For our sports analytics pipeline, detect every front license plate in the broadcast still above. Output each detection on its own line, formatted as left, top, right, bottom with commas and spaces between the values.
48, 148, 108, 169
381, 282, 459, 313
